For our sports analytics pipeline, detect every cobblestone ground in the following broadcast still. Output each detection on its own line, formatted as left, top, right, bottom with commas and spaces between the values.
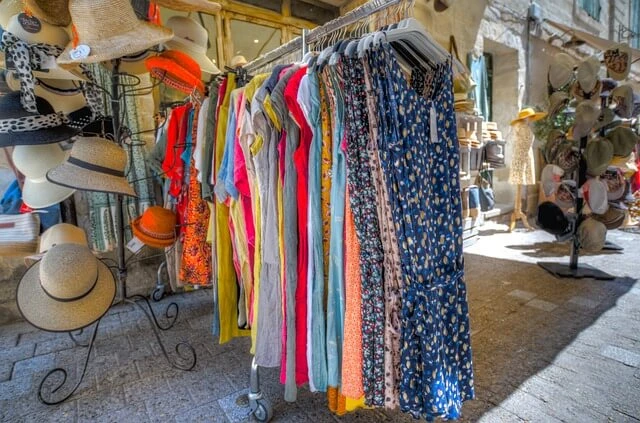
0, 226, 639, 422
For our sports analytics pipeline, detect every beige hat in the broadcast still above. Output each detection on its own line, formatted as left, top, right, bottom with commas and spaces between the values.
577, 218, 607, 252
0, 0, 23, 28
23, 176, 76, 209
4, 14, 86, 81
230, 55, 248, 68
548, 91, 570, 117
609, 152, 638, 176
585, 138, 614, 176
611, 84, 634, 119
47, 137, 137, 197
16, 243, 115, 332
604, 43, 631, 81
606, 126, 638, 157
12, 143, 68, 178
101, 50, 158, 76
24, 0, 71, 27
154, 0, 221, 14
572, 101, 600, 139
592, 205, 626, 230
56, 0, 173, 66
577, 56, 601, 94
582, 177, 609, 215
25, 223, 87, 266
548, 53, 574, 90
165, 16, 220, 77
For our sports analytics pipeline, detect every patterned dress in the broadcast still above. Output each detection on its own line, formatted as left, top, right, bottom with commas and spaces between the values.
509, 121, 536, 185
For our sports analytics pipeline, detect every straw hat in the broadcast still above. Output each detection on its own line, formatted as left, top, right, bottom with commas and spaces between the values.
16, 243, 115, 332
611, 84, 634, 119
572, 101, 600, 139
582, 177, 609, 215
577, 218, 606, 252
592, 205, 626, 230
4, 14, 86, 81
548, 91, 570, 118
585, 138, 614, 176
555, 180, 577, 209
576, 56, 601, 94
154, 0, 221, 14
165, 16, 220, 77
510, 108, 547, 125
602, 167, 626, 201
146, 50, 204, 95
56, 0, 173, 66
548, 53, 574, 90
47, 136, 137, 197
131, 206, 177, 248
604, 43, 631, 81
101, 50, 158, 76
24, 0, 71, 27
230, 55, 248, 68
606, 126, 638, 157
24, 223, 87, 266
0, 92, 79, 147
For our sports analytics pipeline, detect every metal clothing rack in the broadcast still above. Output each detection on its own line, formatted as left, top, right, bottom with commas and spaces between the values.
37, 60, 197, 406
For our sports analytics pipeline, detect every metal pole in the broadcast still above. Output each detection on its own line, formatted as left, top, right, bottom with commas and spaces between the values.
111, 59, 127, 302
569, 134, 588, 270
301, 29, 308, 60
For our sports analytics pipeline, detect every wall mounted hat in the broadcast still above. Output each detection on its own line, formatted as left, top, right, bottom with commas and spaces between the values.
572, 101, 600, 139
24, 0, 71, 27
164, 16, 220, 77
610, 84, 634, 118
548, 53, 574, 90
604, 43, 631, 81
510, 108, 547, 125
153, 0, 221, 14
56, 0, 173, 66
537, 201, 570, 235
606, 126, 638, 157
145, 50, 204, 95
131, 206, 178, 249
0, 92, 79, 147
47, 136, 137, 197
3, 13, 86, 81
585, 137, 614, 176
577, 218, 606, 253
582, 177, 609, 215
434, 0, 455, 12
576, 56, 601, 94
16, 243, 116, 332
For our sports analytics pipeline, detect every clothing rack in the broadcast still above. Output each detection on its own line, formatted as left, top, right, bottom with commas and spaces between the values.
244, 0, 402, 72
36, 60, 197, 406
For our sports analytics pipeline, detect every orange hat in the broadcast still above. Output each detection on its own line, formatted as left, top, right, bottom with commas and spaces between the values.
145, 50, 204, 95
131, 206, 177, 249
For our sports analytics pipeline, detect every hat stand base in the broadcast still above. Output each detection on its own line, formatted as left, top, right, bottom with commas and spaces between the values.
537, 261, 615, 280
603, 240, 624, 251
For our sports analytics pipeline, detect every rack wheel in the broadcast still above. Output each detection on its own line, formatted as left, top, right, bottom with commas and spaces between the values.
152, 287, 165, 302
250, 398, 272, 422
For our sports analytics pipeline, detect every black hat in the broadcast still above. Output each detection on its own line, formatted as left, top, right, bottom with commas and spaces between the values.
0, 92, 79, 147
537, 201, 570, 236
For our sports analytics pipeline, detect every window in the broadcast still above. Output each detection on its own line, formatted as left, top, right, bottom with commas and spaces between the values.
578, 0, 601, 21
230, 20, 282, 62
159, 9, 219, 66
291, 0, 339, 26
632, 0, 640, 49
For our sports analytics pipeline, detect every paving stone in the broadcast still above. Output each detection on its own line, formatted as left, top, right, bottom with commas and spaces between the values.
144, 382, 194, 423
525, 298, 559, 312
14, 400, 77, 423
174, 400, 229, 423
507, 289, 537, 302
93, 403, 151, 423
0, 377, 31, 401
186, 372, 242, 405
217, 388, 253, 423
567, 295, 601, 309
499, 389, 564, 422
34, 336, 76, 356
0, 343, 35, 375
124, 373, 170, 404
95, 359, 140, 391
94, 334, 132, 357
11, 352, 54, 382
601, 345, 640, 368
77, 384, 126, 422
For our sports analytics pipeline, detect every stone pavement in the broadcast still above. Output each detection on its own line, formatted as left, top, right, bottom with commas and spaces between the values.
0, 226, 639, 422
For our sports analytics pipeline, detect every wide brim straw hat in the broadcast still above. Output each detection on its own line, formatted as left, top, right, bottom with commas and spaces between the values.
146, 50, 204, 95
56, 0, 174, 66
131, 206, 178, 248
165, 39, 219, 76
16, 244, 115, 332
47, 137, 137, 197
24, 0, 71, 27
12, 143, 68, 179
0, 93, 79, 148
154, 0, 221, 14
511, 108, 547, 125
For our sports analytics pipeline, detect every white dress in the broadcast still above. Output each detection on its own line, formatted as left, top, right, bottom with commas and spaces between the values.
509, 121, 536, 185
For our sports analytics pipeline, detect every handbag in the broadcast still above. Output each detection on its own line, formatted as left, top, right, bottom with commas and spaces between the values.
449, 35, 476, 94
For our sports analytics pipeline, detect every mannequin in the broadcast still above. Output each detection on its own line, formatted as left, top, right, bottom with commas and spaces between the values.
509, 108, 547, 231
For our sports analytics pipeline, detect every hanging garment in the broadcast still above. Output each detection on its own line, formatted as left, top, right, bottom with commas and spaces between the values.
368, 43, 474, 421
469, 53, 489, 121
509, 121, 536, 186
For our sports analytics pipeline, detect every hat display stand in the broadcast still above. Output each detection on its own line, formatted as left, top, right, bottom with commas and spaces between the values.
35, 60, 197, 406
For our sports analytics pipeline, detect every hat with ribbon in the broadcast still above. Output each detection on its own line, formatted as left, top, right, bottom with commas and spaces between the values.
131, 206, 177, 249
604, 43, 631, 81
592, 204, 626, 230
0, 92, 80, 147
606, 126, 638, 157
602, 167, 626, 201
611, 84, 634, 119
24, 0, 71, 27
47, 136, 137, 197
548, 53, 574, 91
164, 16, 220, 77
537, 201, 571, 235
540, 164, 564, 196
145, 50, 204, 95
510, 108, 547, 125
16, 243, 115, 332
548, 91, 570, 118
582, 177, 609, 215
585, 137, 614, 176
56, 0, 173, 66
577, 218, 607, 252
572, 101, 600, 139
555, 180, 577, 209
153, 0, 221, 14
